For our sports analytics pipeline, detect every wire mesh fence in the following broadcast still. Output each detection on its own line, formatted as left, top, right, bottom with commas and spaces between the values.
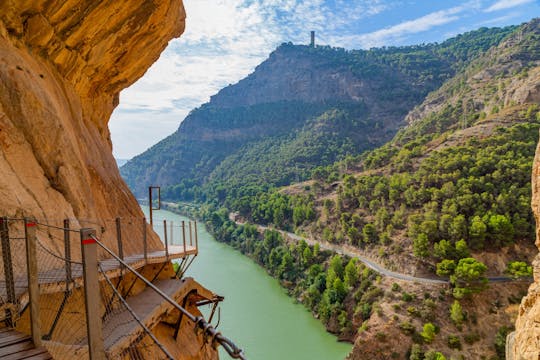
0, 215, 243, 359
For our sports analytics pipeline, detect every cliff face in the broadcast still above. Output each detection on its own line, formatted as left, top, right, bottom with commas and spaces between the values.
0, 0, 185, 253
513, 139, 540, 358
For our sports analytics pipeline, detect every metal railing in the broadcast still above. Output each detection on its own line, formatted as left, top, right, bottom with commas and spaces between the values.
91, 234, 246, 359
0, 216, 244, 359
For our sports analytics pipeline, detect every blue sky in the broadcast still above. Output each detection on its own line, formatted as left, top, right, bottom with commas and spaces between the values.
110, 0, 540, 159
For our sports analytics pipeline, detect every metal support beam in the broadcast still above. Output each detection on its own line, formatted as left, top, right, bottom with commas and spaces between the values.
194, 220, 199, 253
64, 219, 72, 285
24, 218, 41, 347
163, 220, 169, 260
80, 228, 105, 360
142, 217, 148, 264
182, 221, 186, 255
189, 221, 193, 247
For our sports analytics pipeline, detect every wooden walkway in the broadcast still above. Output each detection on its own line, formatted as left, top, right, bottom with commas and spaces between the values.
0, 328, 51, 359
0, 245, 197, 305
104, 277, 214, 356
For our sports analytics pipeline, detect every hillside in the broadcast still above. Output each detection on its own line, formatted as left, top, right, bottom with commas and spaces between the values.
121, 26, 515, 200
203, 19, 540, 359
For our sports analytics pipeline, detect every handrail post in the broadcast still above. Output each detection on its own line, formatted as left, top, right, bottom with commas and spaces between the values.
64, 219, 72, 286
149, 187, 153, 227
115, 218, 123, 262
142, 217, 148, 264
194, 220, 199, 254
0, 217, 16, 306
189, 221, 193, 247
80, 228, 105, 360
24, 218, 41, 347
163, 220, 168, 260
170, 221, 174, 247
182, 221, 186, 255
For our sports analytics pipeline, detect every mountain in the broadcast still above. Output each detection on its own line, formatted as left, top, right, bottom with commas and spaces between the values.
120, 26, 515, 201
217, 19, 540, 359
115, 158, 130, 167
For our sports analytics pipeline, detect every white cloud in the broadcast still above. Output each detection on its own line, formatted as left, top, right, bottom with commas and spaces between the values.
109, 0, 534, 159
110, 0, 389, 158
332, 2, 482, 48
485, 0, 535, 12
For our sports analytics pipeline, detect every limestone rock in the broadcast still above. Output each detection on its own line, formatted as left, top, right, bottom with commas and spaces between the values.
513, 139, 540, 359
0, 0, 185, 253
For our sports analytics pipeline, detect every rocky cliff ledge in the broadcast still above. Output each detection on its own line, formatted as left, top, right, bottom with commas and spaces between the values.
0, 0, 185, 252
513, 138, 540, 359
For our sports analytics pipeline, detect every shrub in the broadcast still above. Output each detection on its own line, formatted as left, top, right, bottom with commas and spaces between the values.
448, 335, 462, 349
506, 261, 533, 278
421, 322, 437, 343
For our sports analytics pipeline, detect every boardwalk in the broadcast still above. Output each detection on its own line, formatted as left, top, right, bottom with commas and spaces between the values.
0, 328, 51, 360
104, 277, 213, 355
0, 245, 197, 308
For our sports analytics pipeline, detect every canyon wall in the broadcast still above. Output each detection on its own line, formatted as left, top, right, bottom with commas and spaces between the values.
513, 138, 540, 359
0, 0, 185, 254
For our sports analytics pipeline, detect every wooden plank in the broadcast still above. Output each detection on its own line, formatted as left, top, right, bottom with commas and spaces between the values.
0, 340, 34, 356
104, 277, 214, 356
0, 333, 31, 346
1, 346, 48, 360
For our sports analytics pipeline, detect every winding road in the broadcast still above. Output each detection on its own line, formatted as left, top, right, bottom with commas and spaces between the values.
235, 219, 523, 285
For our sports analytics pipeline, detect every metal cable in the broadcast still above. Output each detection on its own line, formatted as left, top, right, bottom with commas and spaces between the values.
36, 238, 82, 265
35, 221, 80, 233
91, 234, 246, 360
98, 263, 174, 360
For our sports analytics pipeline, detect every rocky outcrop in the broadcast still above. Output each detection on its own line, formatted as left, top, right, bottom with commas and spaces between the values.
513, 135, 540, 359
405, 19, 540, 128
0, 0, 185, 253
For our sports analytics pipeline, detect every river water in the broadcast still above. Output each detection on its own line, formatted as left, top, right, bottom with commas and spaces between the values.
146, 208, 351, 360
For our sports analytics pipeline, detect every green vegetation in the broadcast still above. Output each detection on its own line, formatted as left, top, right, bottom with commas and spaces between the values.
201, 207, 384, 338
449, 300, 464, 326
506, 260, 533, 278
420, 323, 437, 343
121, 26, 516, 201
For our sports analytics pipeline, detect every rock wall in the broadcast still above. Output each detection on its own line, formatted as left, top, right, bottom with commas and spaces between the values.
513, 136, 540, 359
0, 0, 185, 254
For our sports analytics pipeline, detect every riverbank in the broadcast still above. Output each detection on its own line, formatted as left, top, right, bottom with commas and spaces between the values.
159, 203, 530, 359
144, 206, 352, 359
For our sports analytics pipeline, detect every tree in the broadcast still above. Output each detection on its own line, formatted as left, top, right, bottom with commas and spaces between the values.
506, 261, 532, 278
434, 239, 454, 259
449, 215, 467, 242
487, 214, 514, 247
436, 259, 456, 277
302, 246, 313, 268
449, 300, 464, 326
329, 255, 344, 279
362, 223, 378, 244
469, 215, 487, 249
332, 278, 347, 303
413, 233, 429, 258
421, 322, 437, 343
344, 259, 359, 288
454, 239, 470, 259
451, 257, 487, 297
278, 252, 295, 280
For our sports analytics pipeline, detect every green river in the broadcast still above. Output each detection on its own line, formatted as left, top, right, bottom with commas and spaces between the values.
147, 208, 351, 359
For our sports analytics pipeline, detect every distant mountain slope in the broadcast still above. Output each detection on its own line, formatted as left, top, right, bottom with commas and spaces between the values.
120, 25, 515, 199
210, 19, 540, 359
